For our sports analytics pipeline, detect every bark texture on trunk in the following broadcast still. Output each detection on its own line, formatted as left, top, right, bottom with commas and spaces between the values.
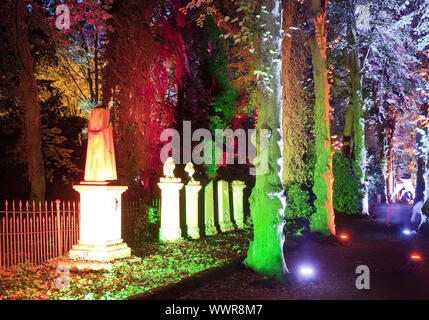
13, 0, 46, 201
281, 0, 309, 188
309, 0, 335, 235
348, 22, 368, 215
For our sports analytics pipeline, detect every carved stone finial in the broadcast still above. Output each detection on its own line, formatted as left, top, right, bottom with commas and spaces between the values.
184, 162, 196, 182
163, 157, 176, 179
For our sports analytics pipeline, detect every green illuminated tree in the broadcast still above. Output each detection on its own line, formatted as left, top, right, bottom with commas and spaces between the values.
181, 0, 288, 281
244, 0, 287, 283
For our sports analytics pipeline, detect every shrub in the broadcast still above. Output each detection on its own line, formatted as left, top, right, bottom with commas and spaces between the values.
147, 206, 160, 224
333, 152, 362, 215
284, 217, 310, 239
284, 183, 314, 219
129, 204, 160, 244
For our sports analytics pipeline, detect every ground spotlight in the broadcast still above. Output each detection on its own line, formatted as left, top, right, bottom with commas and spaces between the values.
402, 228, 412, 236
339, 233, 349, 240
299, 265, 315, 279
410, 253, 423, 262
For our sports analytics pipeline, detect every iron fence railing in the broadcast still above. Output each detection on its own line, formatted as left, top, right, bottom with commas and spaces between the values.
0, 200, 79, 268
0, 198, 158, 269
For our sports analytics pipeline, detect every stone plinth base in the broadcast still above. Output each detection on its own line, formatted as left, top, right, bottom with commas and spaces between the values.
219, 221, 235, 233
187, 227, 200, 240
68, 239, 131, 262
51, 255, 141, 271
159, 227, 183, 242
205, 226, 218, 236
71, 182, 131, 261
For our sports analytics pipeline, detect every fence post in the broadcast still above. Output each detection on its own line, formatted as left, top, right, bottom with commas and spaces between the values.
55, 199, 62, 257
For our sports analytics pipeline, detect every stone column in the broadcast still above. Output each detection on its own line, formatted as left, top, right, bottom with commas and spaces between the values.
232, 180, 246, 229
185, 181, 202, 239
158, 179, 184, 241
204, 180, 217, 236
217, 180, 234, 232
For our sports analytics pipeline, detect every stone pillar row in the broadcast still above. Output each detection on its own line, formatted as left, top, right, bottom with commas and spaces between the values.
158, 180, 246, 241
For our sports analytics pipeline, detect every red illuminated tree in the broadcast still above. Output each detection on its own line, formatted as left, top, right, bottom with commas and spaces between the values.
102, 0, 188, 199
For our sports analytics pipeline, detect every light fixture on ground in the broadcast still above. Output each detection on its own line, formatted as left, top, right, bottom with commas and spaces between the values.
402, 228, 412, 236
298, 265, 315, 279
339, 233, 349, 240
410, 253, 423, 262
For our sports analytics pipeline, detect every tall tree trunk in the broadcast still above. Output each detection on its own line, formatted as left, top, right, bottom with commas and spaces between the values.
245, 0, 287, 283
94, 33, 99, 105
12, 0, 45, 201
81, 31, 95, 103
374, 92, 388, 203
281, 0, 309, 189
424, 150, 429, 203
281, 0, 296, 185
386, 137, 394, 203
309, 0, 335, 235
385, 112, 396, 204
347, 21, 368, 215
342, 101, 354, 158
377, 121, 386, 203
415, 104, 428, 203
414, 128, 427, 203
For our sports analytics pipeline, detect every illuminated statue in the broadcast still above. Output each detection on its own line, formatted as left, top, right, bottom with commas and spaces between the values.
70, 104, 131, 263
84, 106, 117, 182
163, 157, 176, 178
184, 162, 195, 182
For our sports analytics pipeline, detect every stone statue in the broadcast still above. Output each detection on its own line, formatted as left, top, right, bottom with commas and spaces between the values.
184, 162, 195, 182
84, 106, 117, 182
163, 157, 176, 178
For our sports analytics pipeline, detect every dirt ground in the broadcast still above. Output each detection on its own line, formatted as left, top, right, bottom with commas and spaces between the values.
178, 206, 429, 300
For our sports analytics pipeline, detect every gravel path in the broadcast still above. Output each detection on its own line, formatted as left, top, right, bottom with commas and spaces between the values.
178, 207, 429, 300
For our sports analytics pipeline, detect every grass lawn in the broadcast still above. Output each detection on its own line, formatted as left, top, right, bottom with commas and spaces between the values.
0, 228, 251, 300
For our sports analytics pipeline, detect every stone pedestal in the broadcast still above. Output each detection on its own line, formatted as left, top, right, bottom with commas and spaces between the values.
158, 179, 184, 241
232, 180, 246, 229
185, 181, 202, 239
204, 180, 217, 236
217, 180, 234, 232
69, 183, 131, 262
